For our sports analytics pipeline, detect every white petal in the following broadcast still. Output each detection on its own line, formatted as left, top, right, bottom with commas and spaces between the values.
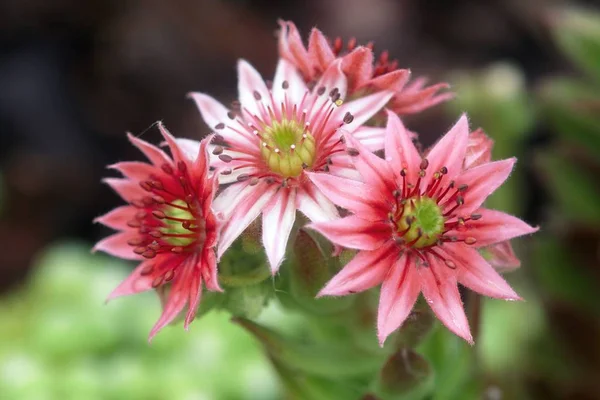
262, 189, 297, 273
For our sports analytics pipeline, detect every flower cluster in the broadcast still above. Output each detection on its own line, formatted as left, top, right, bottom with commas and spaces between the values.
95, 21, 537, 344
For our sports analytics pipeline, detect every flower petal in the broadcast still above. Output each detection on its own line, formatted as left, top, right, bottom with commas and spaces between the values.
306, 172, 388, 221
455, 158, 516, 215
425, 114, 469, 185
485, 241, 521, 271
353, 126, 386, 152
94, 206, 137, 230
278, 20, 312, 80
262, 188, 297, 273
383, 110, 421, 185
127, 133, 172, 167
441, 244, 521, 300
109, 161, 156, 181
344, 131, 396, 196
106, 259, 158, 301
366, 69, 411, 92
309, 215, 391, 251
93, 231, 142, 260
217, 181, 278, 259
158, 122, 188, 164
317, 244, 396, 297
296, 181, 339, 223
184, 260, 204, 330
418, 258, 473, 344
377, 253, 421, 345
464, 128, 493, 169
336, 90, 394, 133
201, 249, 222, 292
272, 58, 308, 106
311, 60, 348, 114
188, 92, 231, 131
308, 27, 335, 74
452, 208, 538, 247
238, 59, 270, 117
341, 47, 374, 91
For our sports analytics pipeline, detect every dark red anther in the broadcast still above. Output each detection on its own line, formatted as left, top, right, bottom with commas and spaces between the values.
127, 220, 141, 228
420, 159, 429, 170
212, 146, 224, 155
150, 180, 164, 190
140, 264, 154, 276
464, 237, 477, 245
458, 184, 468, 192
131, 200, 145, 208
182, 221, 191, 229
227, 111, 236, 120
161, 163, 174, 175
152, 210, 166, 219
142, 249, 156, 259
471, 213, 482, 220
456, 196, 464, 205
317, 86, 326, 96
218, 154, 233, 163
164, 270, 175, 282
149, 230, 163, 238
139, 181, 152, 192
127, 237, 144, 246
400, 168, 407, 177
346, 148, 359, 156
249, 177, 259, 186
142, 196, 154, 206
152, 195, 165, 204
148, 241, 161, 251
445, 260, 457, 269
151, 275, 163, 288
343, 112, 354, 124
440, 166, 448, 175
237, 174, 250, 182
133, 246, 146, 254
171, 247, 183, 254
177, 161, 187, 173
282, 80, 289, 89
253, 90, 262, 100
135, 210, 147, 220
215, 122, 225, 130
185, 194, 194, 204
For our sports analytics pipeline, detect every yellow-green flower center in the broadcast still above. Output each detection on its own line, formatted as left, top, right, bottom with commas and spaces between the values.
159, 199, 199, 247
396, 197, 445, 249
259, 119, 316, 178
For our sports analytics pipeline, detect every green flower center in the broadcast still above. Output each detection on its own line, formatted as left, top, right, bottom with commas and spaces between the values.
159, 199, 201, 247
259, 119, 316, 178
396, 197, 445, 249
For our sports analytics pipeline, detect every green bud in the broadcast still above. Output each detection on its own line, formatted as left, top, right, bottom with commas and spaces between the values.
373, 348, 433, 399
222, 280, 272, 319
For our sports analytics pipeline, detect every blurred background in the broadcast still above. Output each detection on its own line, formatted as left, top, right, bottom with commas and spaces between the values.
0, 0, 599, 399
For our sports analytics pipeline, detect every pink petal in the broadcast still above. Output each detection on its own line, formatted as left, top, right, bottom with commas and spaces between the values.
296, 181, 339, 223
262, 188, 297, 274
425, 114, 470, 185
158, 122, 188, 164
344, 131, 396, 196
184, 258, 204, 330
309, 215, 391, 251
148, 263, 192, 341
188, 92, 231, 131
486, 241, 521, 271
93, 231, 142, 260
441, 244, 521, 300
353, 126, 386, 152
103, 178, 146, 202
455, 158, 516, 215
94, 206, 137, 230
311, 60, 347, 115
418, 258, 473, 344
191, 135, 211, 185
464, 128, 493, 169
383, 110, 421, 185
377, 253, 421, 345
391, 81, 453, 115
278, 20, 312, 80
238, 59, 270, 117
217, 181, 278, 259
452, 208, 538, 247
334, 91, 394, 134
308, 27, 335, 74
127, 133, 172, 167
106, 258, 158, 301
366, 69, 411, 92
272, 58, 308, 106
317, 244, 396, 297
176, 138, 201, 161
341, 47, 374, 91
109, 161, 155, 181
201, 249, 222, 292
306, 171, 388, 221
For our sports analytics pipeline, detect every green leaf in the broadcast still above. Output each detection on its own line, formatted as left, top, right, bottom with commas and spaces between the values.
539, 78, 600, 155
552, 7, 600, 83
536, 151, 600, 224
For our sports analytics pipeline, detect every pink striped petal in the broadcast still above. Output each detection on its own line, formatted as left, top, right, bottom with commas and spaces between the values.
176, 138, 201, 161
309, 216, 391, 251
336, 90, 394, 133
306, 172, 388, 221
486, 242, 521, 271
353, 126, 386, 152
149, 263, 192, 341
383, 110, 422, 185
441, 244, 521, 300
455, 159, 516, 215
308, 27, 335, 74
272, 58, 307, 106
425, 114, 469, 184
367, 69, 411, 92
451, 208, 538, 247
317, 244, 396, 297
344, 132, 396, 196
311, 60, 347, 115
106, 259, 158, 301
103, 178, 146, 202
158, 123, 187, 164
262, 188, 297, 274
94, 206, 137, 230
418, 259, 473, 344
109, 161, 155, 181
93, 231, 141, 260
217, 181, 278, 259
297, 181, 339, 223
188, 92, 230, 131
201, 249, 222, 292
238, 59, 270, 117
184, 259, 204, 330
127, 133, 172, 167
341, 47, 374, 91
377, 253, 421, 345
278, 20, 312, 79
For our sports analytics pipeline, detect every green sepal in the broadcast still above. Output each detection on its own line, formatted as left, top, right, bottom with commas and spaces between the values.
370, 348, 433, 400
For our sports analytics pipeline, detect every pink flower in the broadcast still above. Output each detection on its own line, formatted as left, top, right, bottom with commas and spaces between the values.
277, 20, 453, 115
186, 58, 393, 273
464, 128, 520, 272
307, 111, 538, 345
94, 124, 221, 340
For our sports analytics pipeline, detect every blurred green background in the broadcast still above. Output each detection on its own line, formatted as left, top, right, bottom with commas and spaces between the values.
0, 1, 599, 399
